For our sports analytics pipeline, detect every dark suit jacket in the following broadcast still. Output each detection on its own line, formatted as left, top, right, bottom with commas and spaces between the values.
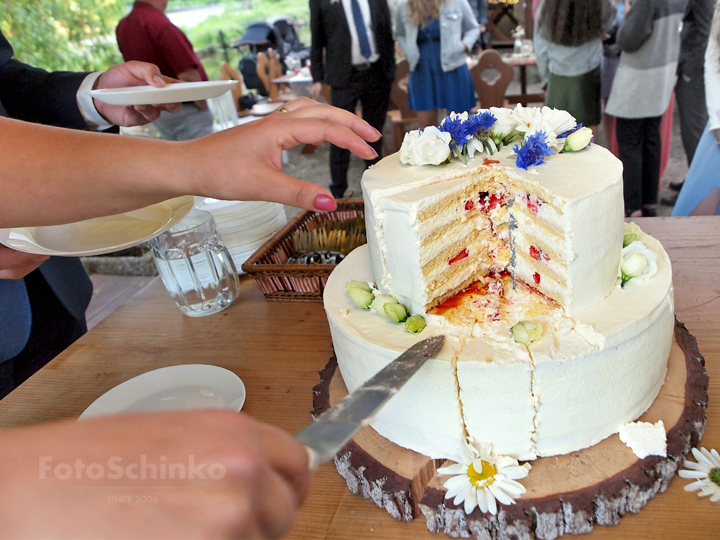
309, 0, 395, 89
0, 30, 93, 361
677, 0, 715, 79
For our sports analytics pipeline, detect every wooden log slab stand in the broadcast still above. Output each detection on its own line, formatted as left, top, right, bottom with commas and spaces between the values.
311, 319, 709, 539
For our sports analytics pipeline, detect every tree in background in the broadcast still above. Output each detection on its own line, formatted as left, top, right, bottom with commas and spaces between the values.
0, 0, 124, 71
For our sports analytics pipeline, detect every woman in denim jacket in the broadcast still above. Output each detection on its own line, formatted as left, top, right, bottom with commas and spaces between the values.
396, 0, 480, 128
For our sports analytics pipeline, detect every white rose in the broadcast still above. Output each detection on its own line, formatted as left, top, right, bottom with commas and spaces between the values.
540, 106, 576, 136
619, 240, 658, 287
560, 126, 593, 153
488, 107, 518, 138
399, 130, 421, 165
407, 126, 452, 166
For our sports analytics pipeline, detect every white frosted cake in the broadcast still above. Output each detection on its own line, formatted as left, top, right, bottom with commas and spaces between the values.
323, 107, 674, 463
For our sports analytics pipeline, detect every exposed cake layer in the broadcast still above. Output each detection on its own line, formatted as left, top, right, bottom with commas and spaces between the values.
324, 236, 673, 461
362, 144, 624, 317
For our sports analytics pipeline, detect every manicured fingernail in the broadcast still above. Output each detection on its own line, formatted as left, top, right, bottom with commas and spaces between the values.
153, 76, 165, 86
314, 194, 337, 211
369, 145, 379, 157
373, 127, 382, 137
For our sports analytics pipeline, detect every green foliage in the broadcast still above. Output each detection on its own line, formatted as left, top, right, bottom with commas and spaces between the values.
1, 0, 125, 71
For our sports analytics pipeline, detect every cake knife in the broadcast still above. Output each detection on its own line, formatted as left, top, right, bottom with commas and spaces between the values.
295, 334, 445, 469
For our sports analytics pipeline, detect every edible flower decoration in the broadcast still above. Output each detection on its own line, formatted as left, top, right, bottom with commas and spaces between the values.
678, 447, 720, 502
399, 105, 590, 169
558, 124, 593, 153
438, 440, 531, 515
623, 222, 642, 247
345, 280, 426, 334
619, 240, 657, 287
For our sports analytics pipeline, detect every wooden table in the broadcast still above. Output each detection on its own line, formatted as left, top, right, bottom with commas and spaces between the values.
1, 217, 719, 539
502, 54, 545, 105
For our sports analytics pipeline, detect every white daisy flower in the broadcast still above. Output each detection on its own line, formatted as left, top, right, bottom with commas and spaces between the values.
524, 119, 558, 150
437, 441, 531, 515
539, 106, 576, 135
678, 447, 720, 502
511, 104, 541, 133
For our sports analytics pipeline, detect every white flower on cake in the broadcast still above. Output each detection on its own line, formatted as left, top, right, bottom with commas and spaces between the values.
525, 119, 558, 149
560, 126, 593, 153
400, 126, 452, 166
511, 104, 542, 133
623, 222, 643, 247
539, 106, 576, 136
619, 241, 658, 287
438, 440, 531, 515
488, 107, 517, 142
678, 447, 720, 502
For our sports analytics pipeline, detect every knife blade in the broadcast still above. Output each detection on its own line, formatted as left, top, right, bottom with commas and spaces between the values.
296, 334, 445, 469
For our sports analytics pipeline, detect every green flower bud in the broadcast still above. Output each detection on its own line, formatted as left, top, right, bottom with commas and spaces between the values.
370, 294, 399, 317
345, 280, 373, 293
623, 222, 642, 248
404, 315, 426, 334
384, 303, 408, 322
620, 252, 648, 287
560, 127, 593, 153
511, 321, 543, 346
347, 288, 374, 309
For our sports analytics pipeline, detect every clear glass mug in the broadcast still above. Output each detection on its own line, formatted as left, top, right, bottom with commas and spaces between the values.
150, 210, 240, 317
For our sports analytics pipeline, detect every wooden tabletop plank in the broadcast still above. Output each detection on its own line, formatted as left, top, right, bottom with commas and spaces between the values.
0, 216, 718, 539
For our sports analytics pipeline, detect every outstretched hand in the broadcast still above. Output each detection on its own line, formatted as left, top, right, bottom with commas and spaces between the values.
93, 61, 183, 127
187, 97, 381, 212
0, 410, 311, 539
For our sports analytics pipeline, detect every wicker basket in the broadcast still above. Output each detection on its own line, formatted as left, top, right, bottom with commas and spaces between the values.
242, 199, 365, 302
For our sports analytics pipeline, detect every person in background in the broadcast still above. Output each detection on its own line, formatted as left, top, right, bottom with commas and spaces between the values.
534, 0, 616, 135
660, 0, 715, 206
600, 0, 624, 148
470, 0, 489, 50
672, 0, 720, 216
116, 0, 214, 140
0, 97, 379, 537
309, 0, 395, 199
604, 0, 688, 217
395, 0, 479, 128
0, 29, 180, 399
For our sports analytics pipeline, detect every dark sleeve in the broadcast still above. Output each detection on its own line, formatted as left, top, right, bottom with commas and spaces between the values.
616, 0, 655, 53
475, 0, 488, 25
678, 0, 715, 77
0, 32, 87, 129
309, 0, 326, 84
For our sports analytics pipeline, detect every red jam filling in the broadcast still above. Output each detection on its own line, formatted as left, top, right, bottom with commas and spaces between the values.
529, 246, 540, 260
465, 200, 475, 211
483, 157, 500, 166
533, 272, 541, 284
448, 248, 469, 265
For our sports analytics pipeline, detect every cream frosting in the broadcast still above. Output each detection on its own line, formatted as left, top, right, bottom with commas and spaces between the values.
324, 230, 673, 460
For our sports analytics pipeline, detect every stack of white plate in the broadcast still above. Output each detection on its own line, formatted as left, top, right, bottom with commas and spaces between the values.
195, 198, 287, 272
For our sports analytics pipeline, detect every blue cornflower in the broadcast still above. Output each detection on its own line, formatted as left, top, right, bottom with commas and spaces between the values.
438, 115, 472, 149
557, 123, 584, 139
466, 111, 497, 135
513, 131, 555, 169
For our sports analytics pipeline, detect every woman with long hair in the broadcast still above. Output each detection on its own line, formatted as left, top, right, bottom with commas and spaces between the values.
396, 0, 479, 128
534, 0, 616, 133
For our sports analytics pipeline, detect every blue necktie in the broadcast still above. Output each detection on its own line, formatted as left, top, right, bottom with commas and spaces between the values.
350, 0, 372, 60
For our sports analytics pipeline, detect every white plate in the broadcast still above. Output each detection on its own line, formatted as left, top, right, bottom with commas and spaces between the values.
88, 80, 238, 106
79, 364, 246, 419
0, 195, 195, 256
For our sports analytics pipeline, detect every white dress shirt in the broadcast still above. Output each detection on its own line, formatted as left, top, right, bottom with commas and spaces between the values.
340, 0, 380, 65
76, 71, 114, 130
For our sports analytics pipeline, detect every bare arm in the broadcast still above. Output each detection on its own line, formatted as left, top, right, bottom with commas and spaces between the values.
0, 98, 380, 228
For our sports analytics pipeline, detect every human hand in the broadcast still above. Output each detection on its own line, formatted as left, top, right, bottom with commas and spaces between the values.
185, 97, 381, 212
0, 244, 48, 279
0, 410, 310, 539
713, 128, 720, 147
93, 61, 183, 127
311, 82, 323, 102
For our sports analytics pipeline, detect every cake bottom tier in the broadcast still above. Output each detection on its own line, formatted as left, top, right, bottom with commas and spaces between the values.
312, 321, 707, 539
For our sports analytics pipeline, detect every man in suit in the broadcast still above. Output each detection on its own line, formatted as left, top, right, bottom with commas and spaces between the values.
310, 0, 395, 198
0, 29, 178, 398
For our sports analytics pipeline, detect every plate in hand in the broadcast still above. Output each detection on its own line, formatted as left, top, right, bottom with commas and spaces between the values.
88, 80, 238, 106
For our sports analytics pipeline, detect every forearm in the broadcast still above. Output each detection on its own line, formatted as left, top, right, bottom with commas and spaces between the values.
0, 117, 189, 227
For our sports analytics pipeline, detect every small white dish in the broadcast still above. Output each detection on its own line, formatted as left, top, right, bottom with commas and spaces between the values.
0, 195, 195, 256
88, 80, 238, 106
79, 364, 246, 419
